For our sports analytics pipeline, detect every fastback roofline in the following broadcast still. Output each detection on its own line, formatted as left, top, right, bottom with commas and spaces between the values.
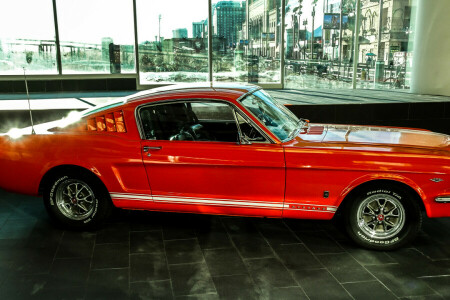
125, 83, 260, 103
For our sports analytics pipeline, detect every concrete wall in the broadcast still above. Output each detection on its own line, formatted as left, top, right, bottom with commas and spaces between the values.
410, 0, 450, 96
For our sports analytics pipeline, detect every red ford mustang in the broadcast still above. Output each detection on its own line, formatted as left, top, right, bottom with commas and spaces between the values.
0, 83, 449, 250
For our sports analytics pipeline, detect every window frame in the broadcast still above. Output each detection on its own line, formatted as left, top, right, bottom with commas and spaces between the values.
135, 98, 274, 144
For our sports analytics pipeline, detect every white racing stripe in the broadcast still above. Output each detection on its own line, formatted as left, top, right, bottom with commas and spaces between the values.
153, 196, 284, 209
110, 193, 152, 201
110, 193, 337, 213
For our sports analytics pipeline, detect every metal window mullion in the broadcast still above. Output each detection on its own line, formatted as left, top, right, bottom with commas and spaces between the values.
208, 0, 213, 82
133, 0, 140, 87
352, 0, 361, 89
280, 0, 285, 88
233, 110, 244, 144
52, 0, 62, 75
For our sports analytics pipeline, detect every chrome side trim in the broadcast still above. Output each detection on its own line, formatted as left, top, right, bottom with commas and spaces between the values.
435, 196, 450, 203
285, 202, 338, 213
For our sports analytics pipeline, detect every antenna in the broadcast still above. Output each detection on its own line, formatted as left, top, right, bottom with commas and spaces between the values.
23, 67, 35, 135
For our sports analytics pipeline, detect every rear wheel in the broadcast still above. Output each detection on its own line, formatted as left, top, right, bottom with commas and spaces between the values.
345, 184, 422, 250
44, 173, 112, 229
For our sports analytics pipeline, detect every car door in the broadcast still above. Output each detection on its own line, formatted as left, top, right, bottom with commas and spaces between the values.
138, 100, 285, 217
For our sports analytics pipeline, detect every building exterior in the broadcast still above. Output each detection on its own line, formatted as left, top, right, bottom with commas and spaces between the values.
172, 28, 188, 39
323, 0, 413, 65
101, 37, 113, 61
358, 0, 412, 65
192, 20, 208, 38
241, 0, 281, 58
212, 1, 246, 46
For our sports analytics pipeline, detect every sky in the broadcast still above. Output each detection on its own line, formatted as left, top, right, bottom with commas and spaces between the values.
0, 0, 324, 44
286, 0, 324, 30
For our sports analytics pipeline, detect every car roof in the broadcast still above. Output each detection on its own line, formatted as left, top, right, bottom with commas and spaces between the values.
81, 83, 260, 117
124, 82, 260, 103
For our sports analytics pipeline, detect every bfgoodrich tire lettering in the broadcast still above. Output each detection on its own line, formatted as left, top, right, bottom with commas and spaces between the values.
44, 173, 111, 229
345, 184, 422, 250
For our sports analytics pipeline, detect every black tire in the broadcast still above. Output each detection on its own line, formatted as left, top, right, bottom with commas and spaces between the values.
345, 184, 422, 250
43, 172, 112, 230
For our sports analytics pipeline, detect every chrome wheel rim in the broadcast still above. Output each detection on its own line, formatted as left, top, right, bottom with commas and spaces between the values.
55, 179, 96, 220
357, 193, 405, 240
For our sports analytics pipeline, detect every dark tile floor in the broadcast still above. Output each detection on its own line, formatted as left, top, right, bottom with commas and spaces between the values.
0, 188, 449, 300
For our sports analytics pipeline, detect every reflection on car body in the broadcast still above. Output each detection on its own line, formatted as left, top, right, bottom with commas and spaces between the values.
0, 83, 449, 250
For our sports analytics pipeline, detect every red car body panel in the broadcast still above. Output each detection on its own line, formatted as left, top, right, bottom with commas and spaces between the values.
0, 84, 449, 221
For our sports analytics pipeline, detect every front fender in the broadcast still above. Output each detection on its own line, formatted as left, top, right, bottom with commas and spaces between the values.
337, 173, 426, 205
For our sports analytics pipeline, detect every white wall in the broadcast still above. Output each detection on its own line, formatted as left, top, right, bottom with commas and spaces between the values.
410, 0, 450, 96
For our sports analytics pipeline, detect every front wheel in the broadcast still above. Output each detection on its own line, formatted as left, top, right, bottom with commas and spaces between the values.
44, 173, 112, 230
345, 185, 422, 250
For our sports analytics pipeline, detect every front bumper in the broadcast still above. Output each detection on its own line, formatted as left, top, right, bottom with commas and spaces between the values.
426, 196, 450, 218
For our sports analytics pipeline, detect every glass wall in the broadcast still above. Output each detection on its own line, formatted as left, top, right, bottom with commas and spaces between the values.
211, 0, 247, 82
211, 0, 282, 84
247, 0, 282, 83
0, 0, 416, 91
136, 0, 209, 84
284, 0, 414, 91
0, 0, 58, 74
357, 0, 414, 89
56, 0, 135, 74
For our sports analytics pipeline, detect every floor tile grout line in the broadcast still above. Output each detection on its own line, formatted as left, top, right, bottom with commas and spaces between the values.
128, 228, 131, 298
218, 217, 264, 298
163, 237, 198, 242
282, 219, 357, 300
335, 239, 402, 299
161, 227, 175, 300
195, 231, 219, 297
257, 221, 312, 300
83, 229, 97, 300
420, 279, 448, 298
47, 228, 66, 295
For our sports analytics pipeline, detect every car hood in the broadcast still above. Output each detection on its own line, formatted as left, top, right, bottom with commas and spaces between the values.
297, 124, 450, 150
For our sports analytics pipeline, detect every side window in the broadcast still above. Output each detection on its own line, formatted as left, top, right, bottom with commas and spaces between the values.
139, 101, 239, 142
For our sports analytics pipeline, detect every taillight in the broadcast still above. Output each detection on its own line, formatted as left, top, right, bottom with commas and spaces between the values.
87, 110, 126, 133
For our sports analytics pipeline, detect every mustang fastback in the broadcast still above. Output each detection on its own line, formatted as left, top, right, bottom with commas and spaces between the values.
0, 83, 449, 250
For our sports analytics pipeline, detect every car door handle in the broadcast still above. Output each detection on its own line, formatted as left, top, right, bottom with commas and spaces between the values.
143, 146, 162, 152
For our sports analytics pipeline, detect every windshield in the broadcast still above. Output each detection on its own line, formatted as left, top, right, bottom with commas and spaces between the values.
240, 89, 301, 141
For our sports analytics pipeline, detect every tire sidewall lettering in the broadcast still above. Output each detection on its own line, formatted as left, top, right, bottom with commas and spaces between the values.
49, 175, 98, 223
346, 186, 417, 250
84, 198, 99, 224
49, 176, 69, 206
357, 230, 400, 245
366, 189, 402, 200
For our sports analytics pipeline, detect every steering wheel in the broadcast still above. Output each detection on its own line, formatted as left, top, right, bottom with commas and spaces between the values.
169, 125, 195, 141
